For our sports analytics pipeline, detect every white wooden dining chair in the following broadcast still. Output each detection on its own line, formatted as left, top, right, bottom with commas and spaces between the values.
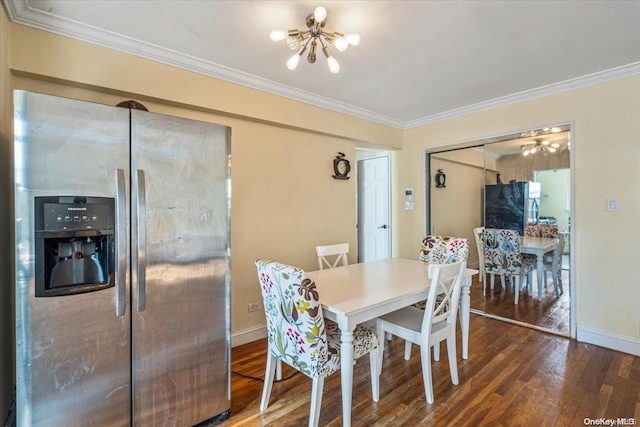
407, 235, 469, 357
315, 243, 349, 270
543, 232, 565, 296
473, 227, 485, 284
376, 260, 467, 404
255, 259, 379, 427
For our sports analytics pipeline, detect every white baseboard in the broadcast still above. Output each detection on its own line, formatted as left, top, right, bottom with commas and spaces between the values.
576, 325, 640, 357
233, 323, 640, 356
231, 324, 267, 348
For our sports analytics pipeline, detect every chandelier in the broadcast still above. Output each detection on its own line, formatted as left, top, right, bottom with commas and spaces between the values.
269, 6, 361, 73
521, 138, 561, 156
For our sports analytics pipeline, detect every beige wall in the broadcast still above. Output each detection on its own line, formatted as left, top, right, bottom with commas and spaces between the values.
537, 168, 571, 233
2, 23, 403, 349
0, 3, 14, 418
398, 74, 640, 345
430, 151, 485, 268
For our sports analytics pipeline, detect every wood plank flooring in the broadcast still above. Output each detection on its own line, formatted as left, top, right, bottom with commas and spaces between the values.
470, 269, 570, 334
220, 315, 640, 426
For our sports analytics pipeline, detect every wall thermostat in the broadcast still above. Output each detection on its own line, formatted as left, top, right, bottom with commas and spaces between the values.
404, 187, 415, 211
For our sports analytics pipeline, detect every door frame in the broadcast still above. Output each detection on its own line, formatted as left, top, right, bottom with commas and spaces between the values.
356, 154, 391, 263
422, 123, 576, 339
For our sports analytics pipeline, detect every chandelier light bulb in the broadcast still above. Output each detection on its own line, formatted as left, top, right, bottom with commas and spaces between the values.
345, 33, 361, 46
333, 37, 349, 51
270, 30, 288, 42
548, 147, 557, 153
287, 36, 301, 50
551, 142, 560, 148
314, 6, 327, 23
522, 150, 530, 157
542, 140, 550, 146
327, 55, 340, 73
286, 53, 302, 70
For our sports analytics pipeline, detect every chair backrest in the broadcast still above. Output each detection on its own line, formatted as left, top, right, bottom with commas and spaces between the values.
419, 236, 469, 264
539, 224, 558, 238
525, 223, 558, 238
548, 232, 565, 267
255, 259, 329, 378
524, 224, 540, 237
315, 243, 349, 270
483, 228, 523, 276
421, 260, 467, 334
473, 227, 484, 263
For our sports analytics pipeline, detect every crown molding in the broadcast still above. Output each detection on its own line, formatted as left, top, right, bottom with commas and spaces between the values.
405, 61, 640, 129
5, 0, 640, 132
4, 0, 406, 129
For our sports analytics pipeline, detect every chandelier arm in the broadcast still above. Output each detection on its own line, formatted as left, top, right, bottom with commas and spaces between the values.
275, 6, 353, 73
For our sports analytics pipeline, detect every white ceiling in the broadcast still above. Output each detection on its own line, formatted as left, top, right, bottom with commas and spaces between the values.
4, 0, 640, 129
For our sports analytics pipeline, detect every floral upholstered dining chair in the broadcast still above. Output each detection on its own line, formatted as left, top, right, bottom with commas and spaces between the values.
525, 223, 558, 238
539, 224, 559, 238
255, 259, 379, 427
483, 228, 534, 304
419, 235, 469, 264
524, 224, 540, 237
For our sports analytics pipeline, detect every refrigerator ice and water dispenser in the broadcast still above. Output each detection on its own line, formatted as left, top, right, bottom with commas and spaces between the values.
34, 196, 115, 297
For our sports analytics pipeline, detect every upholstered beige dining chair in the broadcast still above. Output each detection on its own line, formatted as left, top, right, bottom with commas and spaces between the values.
377, 260, 467, 404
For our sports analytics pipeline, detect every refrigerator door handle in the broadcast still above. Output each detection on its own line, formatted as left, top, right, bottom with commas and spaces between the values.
115, 168, 126, 317
136, 169, 147, 311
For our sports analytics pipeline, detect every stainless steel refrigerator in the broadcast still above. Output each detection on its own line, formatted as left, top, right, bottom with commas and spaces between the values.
14, 90, 231, 426
484, 181, 540, 236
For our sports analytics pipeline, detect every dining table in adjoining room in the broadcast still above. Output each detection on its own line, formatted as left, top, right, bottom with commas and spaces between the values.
520, 235, 561, 301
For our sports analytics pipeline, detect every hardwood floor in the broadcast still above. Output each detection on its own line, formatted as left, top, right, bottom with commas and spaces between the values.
221, 315, 640, 426
471, 269, 570, 334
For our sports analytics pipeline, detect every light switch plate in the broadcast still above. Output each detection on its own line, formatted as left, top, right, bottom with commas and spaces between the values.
606, 198, 619, 212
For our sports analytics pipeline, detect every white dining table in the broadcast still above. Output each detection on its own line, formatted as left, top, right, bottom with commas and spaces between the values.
308, 257, 478, 427
520, 236, 560, 301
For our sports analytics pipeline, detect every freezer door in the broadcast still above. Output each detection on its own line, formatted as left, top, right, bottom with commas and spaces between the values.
131, 110, 231, 425
484, 183, 528, 236
14, 91, 131, 427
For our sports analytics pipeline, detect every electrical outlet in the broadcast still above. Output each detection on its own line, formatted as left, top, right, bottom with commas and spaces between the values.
248, 302, 260, 312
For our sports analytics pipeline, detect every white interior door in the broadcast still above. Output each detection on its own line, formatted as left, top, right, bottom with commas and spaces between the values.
357, 156, 390, 262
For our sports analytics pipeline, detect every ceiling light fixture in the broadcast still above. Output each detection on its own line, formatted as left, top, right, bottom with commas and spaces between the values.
270, 6, 360, 73
521, 138, 562, 157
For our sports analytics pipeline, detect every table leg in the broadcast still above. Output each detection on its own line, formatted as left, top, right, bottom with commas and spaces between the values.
460, 278, 471, 360
340, 330, 354, 427
536, 254, 544, 301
